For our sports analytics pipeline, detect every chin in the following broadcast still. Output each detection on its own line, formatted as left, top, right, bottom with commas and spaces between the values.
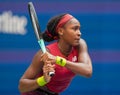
72, 42, 79, 46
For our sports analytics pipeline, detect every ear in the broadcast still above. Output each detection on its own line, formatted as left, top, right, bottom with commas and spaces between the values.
58, 28, 64, 36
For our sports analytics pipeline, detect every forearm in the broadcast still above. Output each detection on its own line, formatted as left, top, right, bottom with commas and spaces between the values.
65, 61, 92, 77
19, 79, 39, 93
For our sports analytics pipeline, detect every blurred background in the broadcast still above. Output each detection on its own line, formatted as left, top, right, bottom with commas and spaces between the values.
0, 0, 120, 95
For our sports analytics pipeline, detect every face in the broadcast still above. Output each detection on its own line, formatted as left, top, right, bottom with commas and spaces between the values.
60, 18, 81, 46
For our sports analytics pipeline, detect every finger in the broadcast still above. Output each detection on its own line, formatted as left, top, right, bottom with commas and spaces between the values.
40, 54, 48, 62
44, 60, 52, 65
46, 64, 55, 73
43, 64, 51, 73
43, 64, 55, 74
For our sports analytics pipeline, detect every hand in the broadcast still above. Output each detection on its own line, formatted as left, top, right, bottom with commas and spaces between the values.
40, 52, 56, 64
43, 61, 55, 83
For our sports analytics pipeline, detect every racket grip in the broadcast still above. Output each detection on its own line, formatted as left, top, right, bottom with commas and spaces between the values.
38, 39, 55, 77
38, 39, 46, 53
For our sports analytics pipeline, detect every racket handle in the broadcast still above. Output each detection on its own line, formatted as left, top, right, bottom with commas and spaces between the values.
38, 39, 46, 53
38, 39, 55, 77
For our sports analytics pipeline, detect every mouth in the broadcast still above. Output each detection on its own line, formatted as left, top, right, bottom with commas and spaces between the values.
75, 38, 80, 41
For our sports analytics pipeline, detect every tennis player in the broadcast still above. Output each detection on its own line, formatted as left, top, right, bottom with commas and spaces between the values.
18, 13, 92, 95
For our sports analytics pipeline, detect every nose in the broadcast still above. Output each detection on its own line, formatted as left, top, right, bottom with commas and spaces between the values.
77, 30, 81, 37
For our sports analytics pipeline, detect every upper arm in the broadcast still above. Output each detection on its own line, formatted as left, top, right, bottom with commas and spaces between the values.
21, 50, 44, 79
78, 39, 92, 66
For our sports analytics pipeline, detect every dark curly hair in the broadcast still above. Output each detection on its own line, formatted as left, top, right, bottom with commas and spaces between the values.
42, 13, 67, 42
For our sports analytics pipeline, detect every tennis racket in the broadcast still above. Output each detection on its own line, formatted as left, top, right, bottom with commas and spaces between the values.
28, 2, 55, 76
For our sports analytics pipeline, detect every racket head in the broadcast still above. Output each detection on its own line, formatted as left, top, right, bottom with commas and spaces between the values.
28, 2, 42, 40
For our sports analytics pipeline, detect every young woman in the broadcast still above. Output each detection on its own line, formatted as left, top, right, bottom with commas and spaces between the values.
18, 13, 92, 95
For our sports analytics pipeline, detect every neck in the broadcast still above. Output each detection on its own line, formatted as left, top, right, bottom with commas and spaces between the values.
58, 40, 72, 56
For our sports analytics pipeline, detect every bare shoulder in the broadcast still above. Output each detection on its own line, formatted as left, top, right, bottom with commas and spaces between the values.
33, 50, 43, 63
79, 38, 87, 44
78, 39, 91, 64
31, 49, 44, 73
78, 38, 88, 51
20, 50, 43, 79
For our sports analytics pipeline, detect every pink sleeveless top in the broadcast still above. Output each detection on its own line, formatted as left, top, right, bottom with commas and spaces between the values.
46, 42, 78, 93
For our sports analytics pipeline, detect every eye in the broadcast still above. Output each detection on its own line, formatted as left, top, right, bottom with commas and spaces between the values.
73, 26, 80, 31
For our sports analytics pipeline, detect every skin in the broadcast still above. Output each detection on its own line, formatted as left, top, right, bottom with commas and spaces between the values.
18, 17, 92, 93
